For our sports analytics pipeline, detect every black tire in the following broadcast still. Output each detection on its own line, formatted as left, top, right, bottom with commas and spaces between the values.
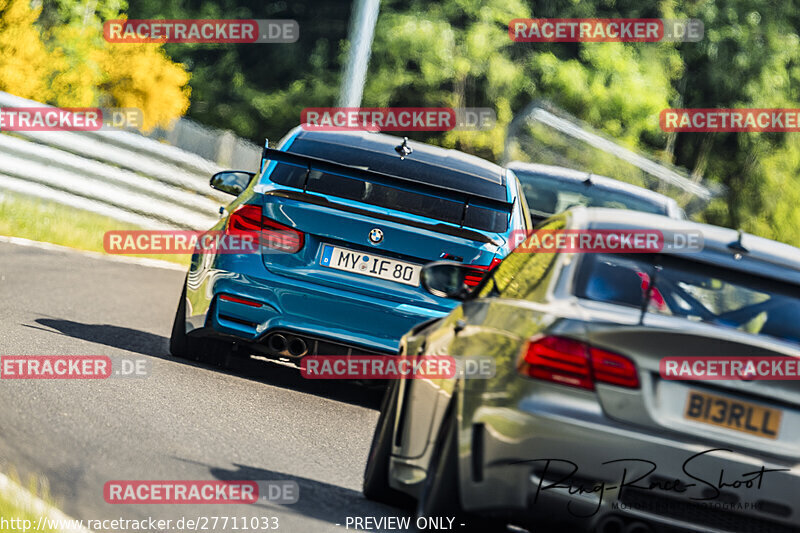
363, 381, 413, 508
417, 405, 506, 533
169, 280, 230, 367
169, 280, 194, 360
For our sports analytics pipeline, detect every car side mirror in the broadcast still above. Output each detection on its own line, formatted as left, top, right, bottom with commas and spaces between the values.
420, 261, 476, 301
210, 171, 256, 196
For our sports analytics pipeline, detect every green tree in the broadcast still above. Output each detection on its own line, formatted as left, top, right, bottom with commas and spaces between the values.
664, 0, 800, 245
0, 0, 50, 99
67, 0, 800, 246
0, 0, 190, 130
128, 0, 352, 140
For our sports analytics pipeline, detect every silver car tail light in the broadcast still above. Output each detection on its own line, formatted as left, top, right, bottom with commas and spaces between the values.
517, 335, 640, 390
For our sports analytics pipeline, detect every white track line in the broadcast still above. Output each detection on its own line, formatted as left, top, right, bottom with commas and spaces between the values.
0, 472, 94, 533
0, 235, 186, 271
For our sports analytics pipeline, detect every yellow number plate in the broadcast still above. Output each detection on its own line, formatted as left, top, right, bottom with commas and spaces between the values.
684, 390, 782, 439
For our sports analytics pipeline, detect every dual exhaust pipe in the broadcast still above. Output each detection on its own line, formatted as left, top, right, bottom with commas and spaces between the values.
267, 333, 308, 358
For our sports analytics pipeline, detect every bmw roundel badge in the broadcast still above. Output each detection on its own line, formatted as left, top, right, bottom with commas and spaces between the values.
368, 228, 384, 244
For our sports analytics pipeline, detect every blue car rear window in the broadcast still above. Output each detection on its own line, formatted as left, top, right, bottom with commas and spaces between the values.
268, 162, 508, 233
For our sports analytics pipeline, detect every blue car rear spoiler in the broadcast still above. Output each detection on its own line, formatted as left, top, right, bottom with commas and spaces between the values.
261, 146, 514, 214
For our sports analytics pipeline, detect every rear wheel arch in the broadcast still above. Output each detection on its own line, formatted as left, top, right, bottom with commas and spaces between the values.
363, 380, 414, 507
416, 386, 504, 532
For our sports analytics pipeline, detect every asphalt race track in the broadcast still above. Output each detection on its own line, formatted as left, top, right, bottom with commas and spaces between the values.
0, 241, 408, 532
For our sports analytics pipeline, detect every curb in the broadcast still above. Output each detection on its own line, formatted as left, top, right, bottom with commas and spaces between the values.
0, 235, 186, 271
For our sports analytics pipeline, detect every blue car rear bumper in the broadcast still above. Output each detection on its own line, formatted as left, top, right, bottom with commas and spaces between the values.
186, 266, 452, 355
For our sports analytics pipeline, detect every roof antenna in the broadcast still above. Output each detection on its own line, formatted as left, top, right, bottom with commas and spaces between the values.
395, 137, 413, 160
583, 173, 593, 185
260, 138, 269, 172
639, 264, 661, 325
728, 229, 748, 255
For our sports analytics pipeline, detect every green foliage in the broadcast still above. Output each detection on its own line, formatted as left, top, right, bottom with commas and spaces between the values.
0, 191, 189, 265
0, 468, 59, 533
666, 0, 800, 245
0, 0, 190, 129
0, 0, 50, 99
127, 0, 351, 141
13, 0, 800, 246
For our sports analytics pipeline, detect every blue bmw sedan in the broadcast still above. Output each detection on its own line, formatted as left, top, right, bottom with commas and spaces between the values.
170, 127, 532, 365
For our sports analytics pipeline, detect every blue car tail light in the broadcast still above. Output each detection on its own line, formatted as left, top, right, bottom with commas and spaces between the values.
463, 257, 502, 288
226, 204, 304, 254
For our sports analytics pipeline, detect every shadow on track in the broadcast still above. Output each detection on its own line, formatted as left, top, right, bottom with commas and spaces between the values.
30, 317, 383, 410
206, 462, 408, 528
210, 350, 385, 410
33, 318, 167, 356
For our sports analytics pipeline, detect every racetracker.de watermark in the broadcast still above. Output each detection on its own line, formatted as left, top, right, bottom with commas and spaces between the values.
300, 355, 496, 380
661, 108, 800, 132
300, 107, 496, 131
0, 107, 143, 131
510, 229, 704, 253
661, 357, 800, 380
104, 19, 299, 43
0, 355, 150, 379
103, 230, 275, 255
509, 18, 703, 42
103, 480, 298, 504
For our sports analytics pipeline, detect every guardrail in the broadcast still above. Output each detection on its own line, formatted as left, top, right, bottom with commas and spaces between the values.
0, 91, 261, 230
0, 92, 713, 230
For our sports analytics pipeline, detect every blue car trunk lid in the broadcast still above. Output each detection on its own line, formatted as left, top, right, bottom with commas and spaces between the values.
258, 193, 499, 306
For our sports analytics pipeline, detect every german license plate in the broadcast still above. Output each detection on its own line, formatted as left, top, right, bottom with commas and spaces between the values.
684, 390, 782, 439
320, 245, 421, 287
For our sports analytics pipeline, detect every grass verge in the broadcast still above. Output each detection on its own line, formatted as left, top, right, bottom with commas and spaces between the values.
0, 470, 57, 533
0, 191, 189, 266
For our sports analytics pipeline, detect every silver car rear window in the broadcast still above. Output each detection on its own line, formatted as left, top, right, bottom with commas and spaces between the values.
577, 253, 800, 344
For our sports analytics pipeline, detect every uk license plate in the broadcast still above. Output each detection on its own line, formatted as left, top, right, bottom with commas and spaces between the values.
684, 390, 782, 439
320, 245, 421, 287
